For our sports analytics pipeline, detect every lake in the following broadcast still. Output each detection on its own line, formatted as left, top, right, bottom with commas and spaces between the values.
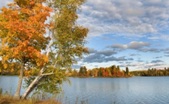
0, 76, 169, 104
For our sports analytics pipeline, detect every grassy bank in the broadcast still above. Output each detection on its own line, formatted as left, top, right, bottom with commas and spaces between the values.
0, 94, 60, 104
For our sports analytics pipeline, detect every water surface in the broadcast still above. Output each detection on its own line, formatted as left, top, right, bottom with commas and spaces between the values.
61, 77, 169, 104
0, 76, 169, 104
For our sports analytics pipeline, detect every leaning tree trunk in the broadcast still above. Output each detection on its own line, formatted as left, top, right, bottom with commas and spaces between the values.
22, 37, 53, 99
14, 64, 24, 99
22, 75, 43, 99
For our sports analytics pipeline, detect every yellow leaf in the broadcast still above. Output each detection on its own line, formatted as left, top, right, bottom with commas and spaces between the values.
4, 63, 8, 69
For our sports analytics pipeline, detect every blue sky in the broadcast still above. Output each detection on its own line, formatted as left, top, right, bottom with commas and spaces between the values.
1, 0, 169, 71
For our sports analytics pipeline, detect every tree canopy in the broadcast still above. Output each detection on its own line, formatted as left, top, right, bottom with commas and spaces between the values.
0, 0, 88, 99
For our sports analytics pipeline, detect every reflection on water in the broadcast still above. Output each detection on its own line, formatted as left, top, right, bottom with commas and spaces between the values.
61, 77, 169, 104
1, 76, 169, 104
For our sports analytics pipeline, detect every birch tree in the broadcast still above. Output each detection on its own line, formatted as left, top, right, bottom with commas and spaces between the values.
0, 0, 88, 99
0, 0, 51, 99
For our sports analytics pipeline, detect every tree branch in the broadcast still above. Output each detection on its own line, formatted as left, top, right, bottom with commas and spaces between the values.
41, 72, 54, 76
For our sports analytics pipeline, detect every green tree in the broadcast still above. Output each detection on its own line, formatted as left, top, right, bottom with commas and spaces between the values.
79, 66, 87, 76
110, 65, 116, 77
0, 0, 88, 99
23, 0, 88, 99
125, 67, 129, 76
98, 68, 103, 77
72, 69, 78, 76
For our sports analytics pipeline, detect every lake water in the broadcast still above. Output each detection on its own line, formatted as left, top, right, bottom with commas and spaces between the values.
0, 76, 169, 104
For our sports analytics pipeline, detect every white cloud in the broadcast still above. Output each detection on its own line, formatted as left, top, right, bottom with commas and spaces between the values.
128, 41, 150, 49
111, 41, 150, 50
78, 0, 169, 38
148, 34, 169, 41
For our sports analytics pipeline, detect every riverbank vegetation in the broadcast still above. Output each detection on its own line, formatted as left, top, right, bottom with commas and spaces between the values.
131, 67, 169, 76
67, 65, 130, 77
73, 66, 169, 77
0, 88, 59, 104
66, 66, 169, 77
0, 95, 60, 104
0, 65, 169, 77
0, 65, 130, 77
2, 64, 169, 77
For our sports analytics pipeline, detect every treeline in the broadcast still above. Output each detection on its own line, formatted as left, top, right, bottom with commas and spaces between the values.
0, 65, 130, 78
67, 65, 130, 77
2, 66, 169, 77
131, 67, 169, 76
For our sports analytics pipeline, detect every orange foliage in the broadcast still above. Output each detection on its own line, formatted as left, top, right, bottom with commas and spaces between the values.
24, 70, 31, 77
0, 1, 52, 69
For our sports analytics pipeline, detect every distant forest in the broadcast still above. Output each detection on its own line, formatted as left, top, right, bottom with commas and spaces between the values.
68, 66, 169, 77
1, 65, 169, 77
131, 68, 169, 76
67, 65, 130, 77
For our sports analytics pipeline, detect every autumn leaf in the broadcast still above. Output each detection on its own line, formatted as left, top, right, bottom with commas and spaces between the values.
0, 1, 51, 70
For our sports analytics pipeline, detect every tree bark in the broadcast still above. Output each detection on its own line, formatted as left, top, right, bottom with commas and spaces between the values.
22, 71, 54, 99
22, 75, 43, 99
14, 64, 24, 99
22, 32, 53, 99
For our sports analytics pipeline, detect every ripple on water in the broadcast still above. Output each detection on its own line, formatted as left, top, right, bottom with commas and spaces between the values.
61, 77, 169, 104
1, 76, 169, 104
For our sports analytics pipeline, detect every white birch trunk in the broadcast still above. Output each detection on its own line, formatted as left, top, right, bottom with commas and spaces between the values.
14, 64, 24, 99
22, 33, 53, 99
22, 75, 43, 99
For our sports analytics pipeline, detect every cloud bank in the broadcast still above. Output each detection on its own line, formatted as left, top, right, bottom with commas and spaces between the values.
78, 0, 169, 39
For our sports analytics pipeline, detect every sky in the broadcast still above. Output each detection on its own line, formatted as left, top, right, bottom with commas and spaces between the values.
1, 0, 169, 71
